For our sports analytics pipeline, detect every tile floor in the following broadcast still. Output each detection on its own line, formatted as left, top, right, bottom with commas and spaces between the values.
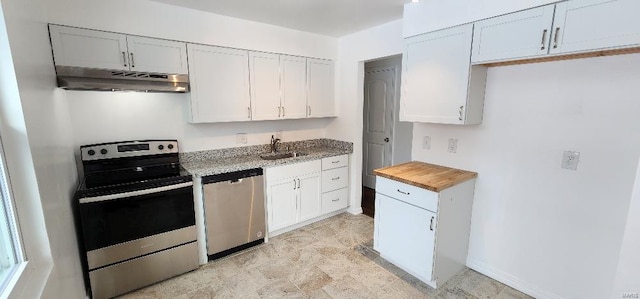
119, 213, 533, 299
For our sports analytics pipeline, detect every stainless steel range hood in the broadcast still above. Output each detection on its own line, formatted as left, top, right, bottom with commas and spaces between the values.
55, 66, 189, 93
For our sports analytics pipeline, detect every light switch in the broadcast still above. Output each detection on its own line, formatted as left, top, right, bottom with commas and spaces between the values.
423, 136, 431, 149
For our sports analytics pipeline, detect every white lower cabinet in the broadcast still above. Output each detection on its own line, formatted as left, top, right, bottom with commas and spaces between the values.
376, 193, 436, 282
266, 155, 349, 234
266, 160, 321, 233
297, 173, 322, 223
267, 179, 298, 231
374, 176, 476, 288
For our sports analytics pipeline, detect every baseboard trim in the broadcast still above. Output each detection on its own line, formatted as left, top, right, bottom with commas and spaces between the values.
347, 206, 363, 215
466, 258, 563, 299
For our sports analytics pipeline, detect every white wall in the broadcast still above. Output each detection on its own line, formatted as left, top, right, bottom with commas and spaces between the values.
612, 158, 640, 298
1, 0, 339, 298
0, 0, 79, 297
44, 0, 339, 153
46, 0, 337, 60
403, 0, 560, 37
328, 20, 404, 213
412, 54, 640, 298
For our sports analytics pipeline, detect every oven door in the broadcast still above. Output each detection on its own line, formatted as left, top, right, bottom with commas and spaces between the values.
78, 182, 195, 266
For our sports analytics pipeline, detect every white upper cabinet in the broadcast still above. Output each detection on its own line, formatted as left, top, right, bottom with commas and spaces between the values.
550, 0, 640, 55
472, 5, 556, 63
248, 53, 309, 120
187, 44, 251, 123
49, 25, 187, 74
249, 52, 281, 121
281, 55, 308, 119
307, 58, 335, 118
126, 36, 188, 74
400, 24, 487, 125
50, 25, 129, 71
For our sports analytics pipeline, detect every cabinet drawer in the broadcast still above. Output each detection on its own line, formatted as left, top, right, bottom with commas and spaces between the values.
322, 167, 348, 193
376, 176, 438, 212
321, 188, 349, 214
266, 160, 321, 182
321, 154, 348, 170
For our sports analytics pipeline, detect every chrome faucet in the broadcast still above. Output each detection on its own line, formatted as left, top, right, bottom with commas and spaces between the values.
270, 135, 281, 153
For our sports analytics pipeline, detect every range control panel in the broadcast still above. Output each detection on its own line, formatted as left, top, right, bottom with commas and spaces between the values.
80, 140, 179, 161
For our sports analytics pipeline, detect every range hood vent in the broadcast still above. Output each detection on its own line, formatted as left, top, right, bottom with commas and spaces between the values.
55, 66, 189, 93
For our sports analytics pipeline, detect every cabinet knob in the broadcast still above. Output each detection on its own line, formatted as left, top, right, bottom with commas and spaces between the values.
384, 137, 389, 142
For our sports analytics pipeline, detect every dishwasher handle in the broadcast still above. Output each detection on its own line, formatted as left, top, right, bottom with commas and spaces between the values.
202, 168, 263, 184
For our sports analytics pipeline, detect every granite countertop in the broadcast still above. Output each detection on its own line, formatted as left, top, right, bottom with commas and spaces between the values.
180, 138, 353, 177
374, 161, 477, 192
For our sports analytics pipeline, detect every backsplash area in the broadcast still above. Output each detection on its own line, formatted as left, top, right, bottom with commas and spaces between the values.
180, 138, 353, 162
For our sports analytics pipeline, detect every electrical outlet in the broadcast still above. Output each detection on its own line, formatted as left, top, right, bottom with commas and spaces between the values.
561, 150, 580, 171
448, 139, 458, 153
236, 133, 248, 144
423, 136, 431, 150
275, 130, 283, 140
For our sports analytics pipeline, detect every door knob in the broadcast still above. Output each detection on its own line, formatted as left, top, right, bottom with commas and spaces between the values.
384, 138, 389, 142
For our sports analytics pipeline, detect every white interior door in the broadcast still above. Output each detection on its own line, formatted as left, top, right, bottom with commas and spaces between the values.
362, 67, 395, 189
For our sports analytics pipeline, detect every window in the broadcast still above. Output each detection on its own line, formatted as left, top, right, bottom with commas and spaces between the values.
0, 135, 23, 292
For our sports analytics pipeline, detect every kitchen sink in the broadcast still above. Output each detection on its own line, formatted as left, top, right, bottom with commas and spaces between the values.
259, 152, 307, 160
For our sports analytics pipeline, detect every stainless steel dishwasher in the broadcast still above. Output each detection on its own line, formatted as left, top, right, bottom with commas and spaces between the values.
202, 168, 265, 260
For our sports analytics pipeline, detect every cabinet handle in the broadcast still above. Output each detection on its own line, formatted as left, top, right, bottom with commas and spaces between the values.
282, 106, 285, 117
307, 106, 311, 116
331, 160, 339, 164
278, 106, 281, 117
540, 29, 548, 50
122, 52, 128, 67
331, 177, 340, 181
297, 178, 300, 189
248, 107, 251, 119
130, 52, 135, 68
553, 27, 560, 49
293, 179, 297, 190
332, 198, 340, 202
397, 189, 410, 195
430, 216, 435, 231
458, 106, 464, 121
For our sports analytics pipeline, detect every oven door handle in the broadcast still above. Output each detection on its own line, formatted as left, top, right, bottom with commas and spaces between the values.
79, 182, 194, 204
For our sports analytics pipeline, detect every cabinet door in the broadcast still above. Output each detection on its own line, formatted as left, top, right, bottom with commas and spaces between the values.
297, 172, 321, 222
281, 55, 308, 119
267, 179, 298, 232
249, 52, 281, 121
472, 5, 556, 63
126, 36, 188, 74
550, 0, 640, 54
307, 58, 335, 118
400, 24, 474, 124
376, 194, 436, 282
49, 25, 129, 71
187, 44, 251, 123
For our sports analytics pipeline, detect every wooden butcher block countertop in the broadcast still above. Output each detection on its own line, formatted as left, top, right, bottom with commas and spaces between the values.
373, 161, 477, 192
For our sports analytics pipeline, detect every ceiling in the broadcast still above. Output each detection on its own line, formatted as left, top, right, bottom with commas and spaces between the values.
149, 0, 409, 37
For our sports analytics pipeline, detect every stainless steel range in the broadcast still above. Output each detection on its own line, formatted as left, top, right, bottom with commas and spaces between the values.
74, 140, 198, 299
